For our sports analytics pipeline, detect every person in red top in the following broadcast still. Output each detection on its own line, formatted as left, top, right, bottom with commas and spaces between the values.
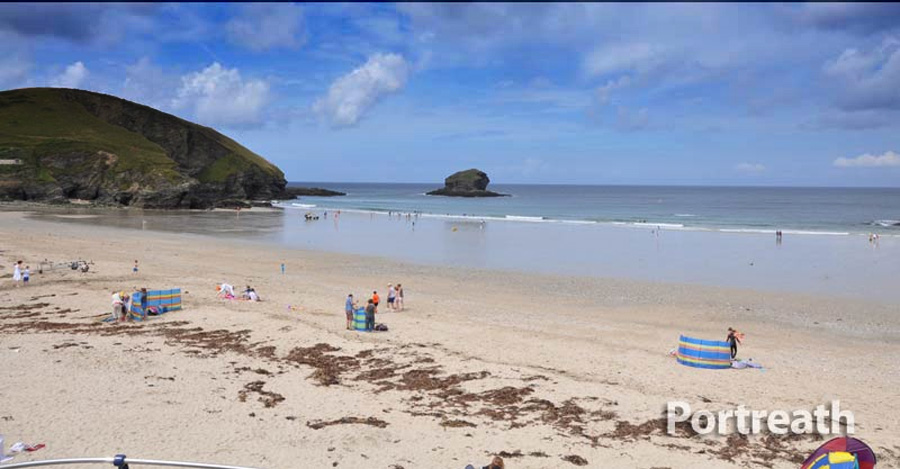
371, 291, 380, 312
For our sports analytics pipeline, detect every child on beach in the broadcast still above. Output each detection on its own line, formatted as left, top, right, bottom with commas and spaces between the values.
727, 327, 742, 360
372, 291, 380, 312
216, 283, 236, 299
12, 261, 22, 287
133, 260, 139, 274
23, 266, 30, 285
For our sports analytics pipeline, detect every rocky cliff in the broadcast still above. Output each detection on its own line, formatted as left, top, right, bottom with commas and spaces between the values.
0, 88, 287, 208
426, 168, 508, 197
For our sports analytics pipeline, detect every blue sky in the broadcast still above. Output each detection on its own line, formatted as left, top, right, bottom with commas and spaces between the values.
2, 3, 899, 186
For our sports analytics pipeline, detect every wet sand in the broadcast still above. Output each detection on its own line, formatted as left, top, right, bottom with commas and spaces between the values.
1, 210, 899, 469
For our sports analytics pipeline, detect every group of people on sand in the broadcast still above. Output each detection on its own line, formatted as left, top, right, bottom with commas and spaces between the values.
110, 288, 149, 322
11, 260, 30, 287
216, 283, 261, 301
344, 283, 405, 331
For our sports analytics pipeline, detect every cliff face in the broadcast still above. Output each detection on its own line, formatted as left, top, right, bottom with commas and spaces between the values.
0, 88, 286, 208
426, 168, 508, 197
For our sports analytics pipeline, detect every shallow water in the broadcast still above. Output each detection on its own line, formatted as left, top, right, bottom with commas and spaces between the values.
26, 206, 900, 303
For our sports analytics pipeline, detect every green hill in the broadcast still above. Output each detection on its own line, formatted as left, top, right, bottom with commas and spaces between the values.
0, 87, 286, 208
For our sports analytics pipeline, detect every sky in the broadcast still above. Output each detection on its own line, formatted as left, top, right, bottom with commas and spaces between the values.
1, 2, 899, 187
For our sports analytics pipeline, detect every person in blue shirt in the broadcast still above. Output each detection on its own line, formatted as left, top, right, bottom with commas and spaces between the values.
345, 294, 356, 330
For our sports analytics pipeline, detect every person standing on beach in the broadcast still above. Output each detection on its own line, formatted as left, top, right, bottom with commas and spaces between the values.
365, 299, 376, 331
111, 291, 125, 322
12, 260, 24, 287
140, 288, 148, 319
372, 291, 380, 313
387, 284, 396, 311
345, 294, 356, 330
23, 266, 30, 286
281, 262, 285, 275
133, 260, 139, 274
395, 283, 404, 311
726, 327, 742, 360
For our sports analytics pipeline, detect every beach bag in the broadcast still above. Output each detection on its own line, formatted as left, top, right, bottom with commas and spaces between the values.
375, 323, 388, 332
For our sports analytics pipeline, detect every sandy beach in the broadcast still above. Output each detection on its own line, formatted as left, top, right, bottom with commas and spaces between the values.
2, 209, 899, 469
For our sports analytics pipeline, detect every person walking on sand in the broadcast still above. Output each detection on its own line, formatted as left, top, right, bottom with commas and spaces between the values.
372, 291, 380, 313
12, 261, 22, 287
23, 265, 30, 286
726, 327, 742, 360
133, 260, 139, 274
344, 293, 356, 330
365, 299, 376, 332
387, 283, 396, 311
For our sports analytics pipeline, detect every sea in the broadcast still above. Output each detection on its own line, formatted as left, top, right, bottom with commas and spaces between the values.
283, 183, 900, 236
24, 184, 900, 302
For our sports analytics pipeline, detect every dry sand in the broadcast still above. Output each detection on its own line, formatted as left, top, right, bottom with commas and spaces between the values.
1, 210, 898, 469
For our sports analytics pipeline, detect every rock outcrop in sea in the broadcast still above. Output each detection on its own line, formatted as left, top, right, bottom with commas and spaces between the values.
426, 168, 508, 197
280, 187, 346, 198
0, 88, 292, 209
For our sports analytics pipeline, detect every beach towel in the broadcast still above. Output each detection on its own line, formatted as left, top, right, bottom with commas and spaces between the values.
731, 359, 763, 370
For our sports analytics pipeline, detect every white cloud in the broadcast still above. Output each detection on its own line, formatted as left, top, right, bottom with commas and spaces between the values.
833, 151, 900, 168
584, 43, 665, 78
735, 162, 766, 173
313, 53, 409, 128
824, 37, 900, 110
595, 76, 632, 105
0, 57, 30, 89
121, 57, 178, 109
226, 3, 305, 52
171, 62, 270, 127
0, 31, 31, 89
50, 61, 88, 88
615, 106, 649, 131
